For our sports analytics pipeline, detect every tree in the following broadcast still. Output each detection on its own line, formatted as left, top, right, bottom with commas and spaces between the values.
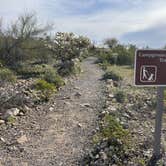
104, 38, 118, 49
0, 12, 53, 67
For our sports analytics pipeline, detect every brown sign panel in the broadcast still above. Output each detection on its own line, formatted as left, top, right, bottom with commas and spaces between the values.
135, 50, 166, 86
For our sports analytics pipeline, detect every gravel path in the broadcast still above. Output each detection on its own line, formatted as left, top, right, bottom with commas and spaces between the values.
0, 57, 105, 166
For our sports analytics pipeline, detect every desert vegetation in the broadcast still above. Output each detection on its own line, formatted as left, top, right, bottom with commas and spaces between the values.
0, 11, 166, 166
0, 12, 92, 108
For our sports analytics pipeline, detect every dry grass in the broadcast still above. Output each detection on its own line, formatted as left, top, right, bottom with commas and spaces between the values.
107, 65, 134, 85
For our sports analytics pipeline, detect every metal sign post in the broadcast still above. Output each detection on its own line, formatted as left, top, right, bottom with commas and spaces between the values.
153, 87, 164, 158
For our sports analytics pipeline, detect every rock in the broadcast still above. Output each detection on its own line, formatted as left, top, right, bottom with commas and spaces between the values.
18, 112, 24, 116
62, 96, 70, 100
123, 113, 130, 119
95, 154, 99, 159
121, 122, 129, 129
64, 101, 72, 106
74, 86, 80, 90
20, 162, 28, 166
10, 108, 20, 116
107, 106, 116, 112
106, 79, 114, 85
80, 103, 91, 108
2, 108, 20, 120
17, 135, 28, 144
77, 123, 82, 128
49, 107, 54, 111
99, 151, 107, 160
108, 94, 114, 98
143, 150, 152, 157
75, 92, 81, 97
0, 120, 5, 125
23, 105, 31, 112
0, 137, 6, 143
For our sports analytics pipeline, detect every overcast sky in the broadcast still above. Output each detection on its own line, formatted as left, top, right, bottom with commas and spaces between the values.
1, 0, 166, 48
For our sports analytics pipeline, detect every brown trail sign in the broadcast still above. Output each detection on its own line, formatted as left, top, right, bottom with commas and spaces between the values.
135, 49, 166, 159
135, 49, 166, 86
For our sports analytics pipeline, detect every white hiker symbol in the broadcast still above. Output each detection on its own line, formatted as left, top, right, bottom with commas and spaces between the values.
148, 73, 154, 81
141, 66, 157, 82
142, 67, 149, 80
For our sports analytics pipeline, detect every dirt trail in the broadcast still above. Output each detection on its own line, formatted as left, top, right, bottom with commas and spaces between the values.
0, 57, 105, 166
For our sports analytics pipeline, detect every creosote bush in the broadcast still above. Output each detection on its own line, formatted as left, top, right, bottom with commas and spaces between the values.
42, 67, 64, 88
0, 68, 16, 85
91, 114, 131, 165
103, 70, 122, 81
34, 79, 57, 101
16, 64, 47, 78
101, 115, 129, 143
58, 60, 81, 76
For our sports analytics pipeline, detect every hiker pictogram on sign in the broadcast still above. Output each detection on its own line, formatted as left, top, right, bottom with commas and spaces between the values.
140, 65, 157, 83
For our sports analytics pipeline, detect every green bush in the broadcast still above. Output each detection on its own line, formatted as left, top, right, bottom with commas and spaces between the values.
92, 115, 130, 165
103, 70, 122, 81
34, 79, 57, 101
98, 61, 109, 70
58, 61, 81, 76
16, 64, 47, 78
102, 115, 129, 141
42, 68, 64, 88
94, 115, 130, 145
115, 90, 126, 103
0, 68, 16, 85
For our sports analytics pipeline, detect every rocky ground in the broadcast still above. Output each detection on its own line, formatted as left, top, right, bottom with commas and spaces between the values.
0, 57, 105, 166
1, 58, 166, 166
83, 67, 166, 166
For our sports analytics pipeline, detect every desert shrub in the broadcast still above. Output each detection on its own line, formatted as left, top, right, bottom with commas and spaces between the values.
115, 90, 126, 103
103, 70, 122, 81
16, 64, 48, 78
96, 39, 136, 66
102, 115, 129, 142
0, 68, 16, 85
42, 68, 64, 88
7, 116, 16, 124
34, 79, 56, 101
58, 60, 81, 76
98, 61, 109, 70
88, 115, 130, 165
93, 115, 130, 145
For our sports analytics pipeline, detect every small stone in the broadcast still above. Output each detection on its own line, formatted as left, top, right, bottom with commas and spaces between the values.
74, 86, 80, 90
99, 152, 107, 160
108, 94, 114, 98
77, 123, 82, 128
17, 135, 28, 144
107, 106, 116, 111
0, 120, 5, 124
10, 108, 20, 116
18, 112, 24, 116
80, 103, 91, 108
123, 113, 130, 119
95, 154, 99, 159
75, 92, 81, 97
49, 107, 54, 111
64, 101, 71, 106
62, 96, 70, 100
2, 108, 20, 120
20, 162, 28, 166
24, 105, 31, 112
0, 137, 6, 143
